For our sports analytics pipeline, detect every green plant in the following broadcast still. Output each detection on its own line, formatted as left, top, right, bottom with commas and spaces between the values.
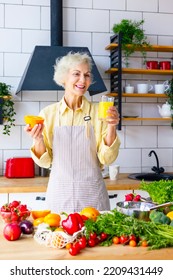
165, 78, 173, 128
112, 19, 151, 67
0, 82, 16, 135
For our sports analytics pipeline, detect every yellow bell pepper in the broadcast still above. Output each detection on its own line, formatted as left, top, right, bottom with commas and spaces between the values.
166, 211, 173, 220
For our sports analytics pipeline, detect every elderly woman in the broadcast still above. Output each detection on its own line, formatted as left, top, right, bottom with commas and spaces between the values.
24, 51, 120, 213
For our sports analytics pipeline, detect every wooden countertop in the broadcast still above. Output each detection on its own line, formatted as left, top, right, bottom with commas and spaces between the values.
0, 218, 173, 260
0, 174, 140, 194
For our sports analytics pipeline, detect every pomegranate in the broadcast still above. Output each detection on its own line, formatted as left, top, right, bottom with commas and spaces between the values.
3, 222, 22, 241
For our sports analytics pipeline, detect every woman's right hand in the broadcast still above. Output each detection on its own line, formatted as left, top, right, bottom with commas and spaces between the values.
24, 124, 44, 142
24, 124, 46, 158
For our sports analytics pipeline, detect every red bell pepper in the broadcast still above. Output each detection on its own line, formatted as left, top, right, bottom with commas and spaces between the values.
62, 213, 84, 235
74, 212, 84, 229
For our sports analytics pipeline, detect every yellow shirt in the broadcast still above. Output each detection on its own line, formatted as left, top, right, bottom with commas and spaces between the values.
31, 96, 120, 169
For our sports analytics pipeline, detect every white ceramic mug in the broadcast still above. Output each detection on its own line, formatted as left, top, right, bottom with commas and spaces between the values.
109, 165, 120, 180
137, 83, 153, 94
154, 84, 169, 94
125, 86, 134, 93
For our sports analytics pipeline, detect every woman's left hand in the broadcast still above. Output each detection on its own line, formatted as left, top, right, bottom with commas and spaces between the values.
106, 106, 120, 126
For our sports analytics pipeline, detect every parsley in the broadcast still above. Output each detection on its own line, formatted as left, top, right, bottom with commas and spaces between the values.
84, 209, 173, 249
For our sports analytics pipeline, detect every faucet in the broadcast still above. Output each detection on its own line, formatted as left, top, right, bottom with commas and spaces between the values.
148, 150, 164, 174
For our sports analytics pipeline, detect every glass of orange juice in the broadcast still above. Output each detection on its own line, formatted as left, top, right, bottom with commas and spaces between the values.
98, 95, 114, 121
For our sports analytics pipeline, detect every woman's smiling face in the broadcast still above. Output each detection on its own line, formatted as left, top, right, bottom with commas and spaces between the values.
64, 62, 92, 96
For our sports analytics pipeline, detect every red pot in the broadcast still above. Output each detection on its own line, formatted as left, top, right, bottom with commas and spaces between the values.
159, 61, 171, 70
146, 61, 158, 69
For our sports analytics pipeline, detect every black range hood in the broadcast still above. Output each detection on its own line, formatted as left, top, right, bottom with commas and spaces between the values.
16, 0, 107, 96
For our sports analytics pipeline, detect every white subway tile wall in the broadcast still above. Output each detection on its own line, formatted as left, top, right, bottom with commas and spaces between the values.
0, 0, 173, 176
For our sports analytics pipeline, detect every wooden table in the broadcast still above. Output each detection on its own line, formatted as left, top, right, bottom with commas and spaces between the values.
0, 174, 140, 194
0, 218, 173, 260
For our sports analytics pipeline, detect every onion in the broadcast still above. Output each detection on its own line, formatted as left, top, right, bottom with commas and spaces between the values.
20, 220, 34, 234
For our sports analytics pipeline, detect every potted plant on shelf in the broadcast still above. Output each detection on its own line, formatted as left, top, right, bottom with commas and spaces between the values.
165, 78, 173, 128
0, 82, 16, 135
112, 19, 151, 67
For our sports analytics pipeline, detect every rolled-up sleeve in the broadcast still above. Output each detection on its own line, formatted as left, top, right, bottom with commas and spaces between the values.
30, 147, 51, 168
97, 134, 121, 165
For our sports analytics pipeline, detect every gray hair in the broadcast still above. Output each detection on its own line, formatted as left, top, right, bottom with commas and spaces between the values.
53, 51, 93, 87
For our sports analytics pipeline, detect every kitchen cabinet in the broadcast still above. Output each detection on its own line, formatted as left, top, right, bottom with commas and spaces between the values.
0, 194, 8, 205
9, 192, 46, 210
105, 33, 173, 129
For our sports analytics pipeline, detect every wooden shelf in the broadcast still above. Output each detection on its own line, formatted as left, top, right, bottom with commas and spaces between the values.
105, 43, 173, 52
106, 68, 173, 75
123, 93, 166, 97
107, 93, 167, 98
122, 117, 171, 121
106, 38, 173, 129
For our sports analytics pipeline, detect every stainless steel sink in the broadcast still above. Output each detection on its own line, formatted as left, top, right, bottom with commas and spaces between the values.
128, 173, 173, 181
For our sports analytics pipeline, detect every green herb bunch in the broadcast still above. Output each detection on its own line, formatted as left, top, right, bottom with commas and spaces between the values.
85, 209, 173, 250
0, 82, 16, 135
112, 19, 151, 67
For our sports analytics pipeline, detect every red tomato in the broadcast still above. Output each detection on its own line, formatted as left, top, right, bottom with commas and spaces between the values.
112, 236, 120, 244
78, 236, 87, 249
89, 232, 97, 239
72, 241, 81, 253
129, 234, 137, 242
88, 238, 96, 247
100, 232, 108, 241
3, 222, 22, 241
69, 246, 79, 256
120, 235, 129, 244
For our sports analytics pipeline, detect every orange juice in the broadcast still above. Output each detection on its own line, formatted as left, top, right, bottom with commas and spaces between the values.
98, 96, 114, 120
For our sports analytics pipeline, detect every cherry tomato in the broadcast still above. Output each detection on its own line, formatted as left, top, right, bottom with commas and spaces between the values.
89, 232, 97, 239
78, 236, 87, 249
69, 246, 79, 256
141, 240, 148, 247
72, 241, 81, 253
88, 238, 96, 247
94, 237, 100, 245
100, 232, 108, 241
112, 236, 120, 244
120, 235, 129, 244
129, 234, 137, 242
129, 240, 137, 247
65, 243, 72, 250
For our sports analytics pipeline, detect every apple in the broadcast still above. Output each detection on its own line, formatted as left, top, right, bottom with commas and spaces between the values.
3, 222, 22, 241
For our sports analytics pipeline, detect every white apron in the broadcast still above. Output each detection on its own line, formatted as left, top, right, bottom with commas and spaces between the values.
46, 103, 110, 213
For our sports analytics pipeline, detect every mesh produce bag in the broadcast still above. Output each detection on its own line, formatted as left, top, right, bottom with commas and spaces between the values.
34, 223, 85, 248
